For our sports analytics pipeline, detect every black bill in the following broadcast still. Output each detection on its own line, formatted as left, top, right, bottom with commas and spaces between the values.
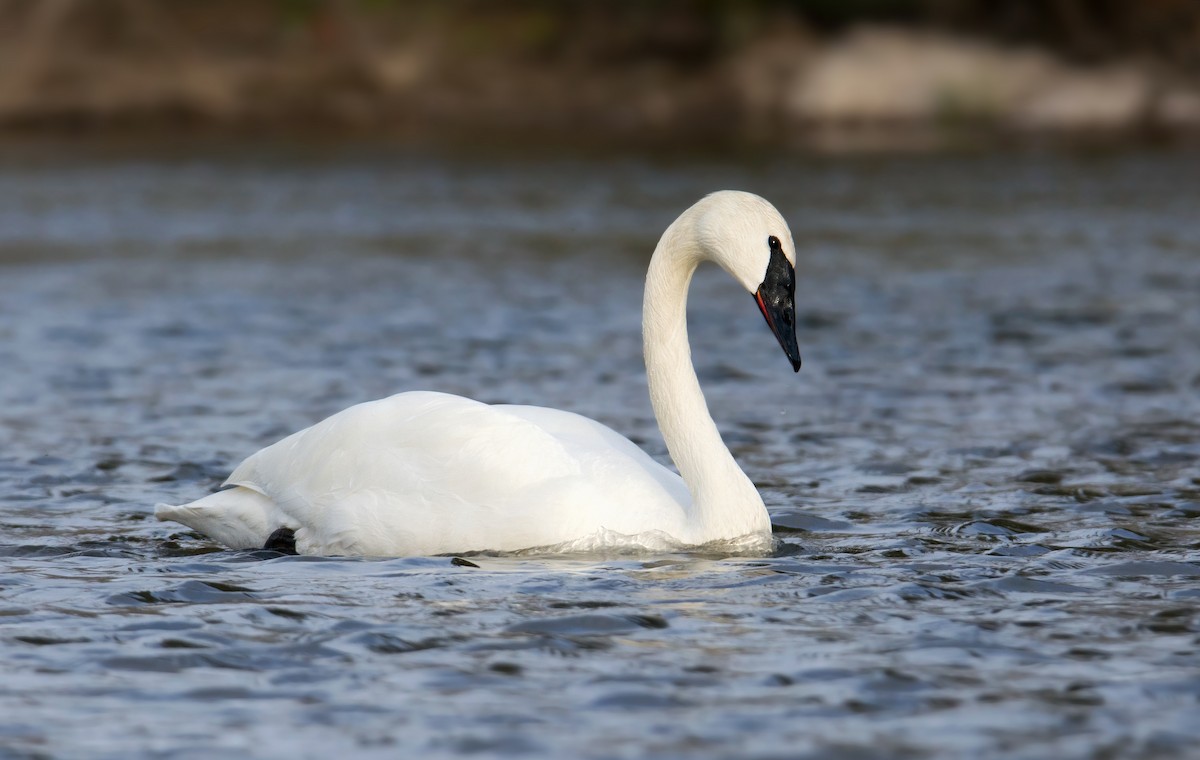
753, 244, 802, 372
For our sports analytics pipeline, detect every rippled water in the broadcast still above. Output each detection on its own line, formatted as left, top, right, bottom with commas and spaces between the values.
1, 146, 1198, 758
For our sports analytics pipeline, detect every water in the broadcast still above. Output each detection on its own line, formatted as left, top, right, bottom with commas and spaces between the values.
1, 146, 1198, 759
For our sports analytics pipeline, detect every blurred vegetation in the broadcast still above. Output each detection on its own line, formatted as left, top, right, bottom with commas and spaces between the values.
4, 0, 1198, 62
1, 0, 1197, 145
260, 0, 1200, 68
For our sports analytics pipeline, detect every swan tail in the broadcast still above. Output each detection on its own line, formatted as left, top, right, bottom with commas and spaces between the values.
155, 486, 279, 550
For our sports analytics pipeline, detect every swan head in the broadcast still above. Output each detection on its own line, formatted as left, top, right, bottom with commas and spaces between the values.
687, 191, 802, 372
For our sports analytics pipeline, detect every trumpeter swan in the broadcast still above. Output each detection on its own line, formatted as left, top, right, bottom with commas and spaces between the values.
156, 191, 801, 556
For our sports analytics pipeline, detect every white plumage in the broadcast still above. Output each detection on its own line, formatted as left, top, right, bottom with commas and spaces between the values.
156, 191, 801, 556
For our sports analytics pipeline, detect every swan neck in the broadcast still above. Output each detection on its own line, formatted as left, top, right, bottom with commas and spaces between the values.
642, 222, 768, 540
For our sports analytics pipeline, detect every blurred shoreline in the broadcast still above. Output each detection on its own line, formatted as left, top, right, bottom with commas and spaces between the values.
2, 1, 1199, 152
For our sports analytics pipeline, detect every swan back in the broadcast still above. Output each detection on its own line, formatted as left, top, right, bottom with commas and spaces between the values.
217, 392, 694, 555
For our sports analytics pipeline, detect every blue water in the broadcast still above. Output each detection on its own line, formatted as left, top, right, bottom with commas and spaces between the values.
1, 147, 1198, 758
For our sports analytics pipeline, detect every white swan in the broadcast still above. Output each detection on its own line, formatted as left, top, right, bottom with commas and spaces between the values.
156, 191, 801, 556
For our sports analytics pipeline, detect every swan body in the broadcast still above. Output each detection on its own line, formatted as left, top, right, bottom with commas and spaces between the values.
156, 191, 802, 556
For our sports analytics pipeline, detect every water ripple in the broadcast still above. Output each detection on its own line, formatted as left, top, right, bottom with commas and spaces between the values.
1, 150, 1198, 758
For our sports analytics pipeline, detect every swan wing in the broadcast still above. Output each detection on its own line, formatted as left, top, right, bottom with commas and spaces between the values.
201, 391, 686, 555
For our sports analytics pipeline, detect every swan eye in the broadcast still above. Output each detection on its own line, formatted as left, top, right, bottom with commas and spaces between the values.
768, 235, 781, 251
